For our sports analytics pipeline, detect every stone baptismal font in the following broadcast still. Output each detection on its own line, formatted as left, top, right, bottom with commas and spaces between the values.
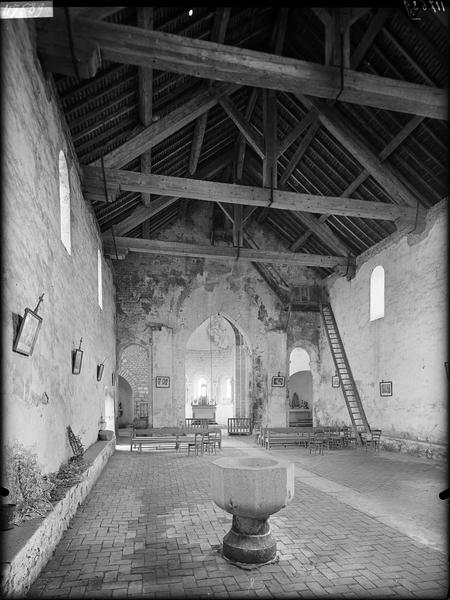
211, 454, 294, 564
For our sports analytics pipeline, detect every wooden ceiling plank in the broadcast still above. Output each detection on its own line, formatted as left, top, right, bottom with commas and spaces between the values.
73, 7, 126, 21
137, 7, 154, 211
274, 7, 290, 55
219, 96, 265, 159
279, 121, 320, 187
298, 94, 425, 210
381, 26, 436, 85
67, 87, 137, 127
350, 8, 393, 70
38, 19, 447, 119
89, 82, 240, 169
83, 167, 417, 223
103, 235, 352, 268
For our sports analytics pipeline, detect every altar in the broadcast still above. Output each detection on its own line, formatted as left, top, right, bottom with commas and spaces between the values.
192, 403, 216, 422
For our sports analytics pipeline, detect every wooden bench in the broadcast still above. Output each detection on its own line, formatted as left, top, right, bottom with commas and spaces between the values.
264, 427, 302, 449
130, 428, 180, 452
130, 427, 222, 454
264, 427, 317, 449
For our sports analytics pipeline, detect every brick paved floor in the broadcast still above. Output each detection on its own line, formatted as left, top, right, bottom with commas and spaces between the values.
27, 433, 448, 599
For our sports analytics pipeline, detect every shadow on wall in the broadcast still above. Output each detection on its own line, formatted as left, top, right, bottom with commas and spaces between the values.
118, 376, 133, 427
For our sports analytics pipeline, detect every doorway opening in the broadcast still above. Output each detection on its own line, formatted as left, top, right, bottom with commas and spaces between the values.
288, 347, 313, 427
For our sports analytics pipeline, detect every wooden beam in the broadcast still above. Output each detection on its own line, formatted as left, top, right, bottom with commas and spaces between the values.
351, 8, 393, 69
83, 167, 418, 223
298, 94, 424, 208
312, 8, 331, 26
279, 121, 320, 187
287, 209, 349, 256
89, 82, 239, 169
263, 89, 278, 188
235, 88, 259, 181
277, 110, 318, 158
38, 19, 448, 119
137, 7, 153, 211
103, 236, 353, 268
291, 114, 425, 252
108, 156, 229, 236
233, 204, 244, 247
217, 202, 234, 224
219, 96, 265, 159
188, 7, 231, 176
188, 114, 208, 175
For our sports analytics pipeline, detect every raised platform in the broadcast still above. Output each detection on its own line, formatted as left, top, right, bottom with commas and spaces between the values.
1, 438, 115, 598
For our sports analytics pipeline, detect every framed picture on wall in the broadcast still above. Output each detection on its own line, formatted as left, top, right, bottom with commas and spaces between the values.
332, 375, 340, 388
271, 375, 285, 387
156, 376, 170, 388
13, 308, 43, 356
379, 381, 392, 397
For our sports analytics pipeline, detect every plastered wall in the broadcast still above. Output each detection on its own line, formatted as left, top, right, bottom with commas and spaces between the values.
317, 200, 447, 448
2, 21, 116, 473
115, 204, 321, 427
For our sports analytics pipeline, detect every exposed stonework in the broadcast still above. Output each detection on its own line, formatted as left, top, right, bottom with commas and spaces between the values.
114, 204, 322, 427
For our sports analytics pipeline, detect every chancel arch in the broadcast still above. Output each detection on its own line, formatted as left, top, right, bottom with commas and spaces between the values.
185, 314, 251, 425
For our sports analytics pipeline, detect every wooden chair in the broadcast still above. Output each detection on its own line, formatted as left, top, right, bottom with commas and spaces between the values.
309, 432, 329, 455
365, 429, 382, 452
204, 430, 221, 454
188, 432, 207, 456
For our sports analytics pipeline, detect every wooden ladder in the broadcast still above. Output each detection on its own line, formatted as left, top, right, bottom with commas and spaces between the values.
320, 303, 371, 444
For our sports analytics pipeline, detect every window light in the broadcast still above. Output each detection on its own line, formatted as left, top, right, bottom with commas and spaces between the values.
370, 265, 385, 321
59, 150, 71, 254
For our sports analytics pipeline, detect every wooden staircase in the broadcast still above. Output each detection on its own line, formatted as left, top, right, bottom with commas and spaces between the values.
320, 303, 370, 444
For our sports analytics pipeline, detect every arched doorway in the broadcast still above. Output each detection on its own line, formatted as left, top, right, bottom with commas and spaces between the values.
288, 348, 313, 427
118, 376, 133, 428
185, 315, 251, 426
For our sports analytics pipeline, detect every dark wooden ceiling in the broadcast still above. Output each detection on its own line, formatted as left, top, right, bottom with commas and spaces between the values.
35, 6, 448, 293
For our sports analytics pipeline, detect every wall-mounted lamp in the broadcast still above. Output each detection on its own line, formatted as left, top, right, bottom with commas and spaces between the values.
97, 356, 107, 381
97, 363, 105, 381
72, 338, 83, 375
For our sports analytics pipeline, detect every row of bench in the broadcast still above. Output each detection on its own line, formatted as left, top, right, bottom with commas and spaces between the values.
257, 426, 358, 450
130, 427, 222, 454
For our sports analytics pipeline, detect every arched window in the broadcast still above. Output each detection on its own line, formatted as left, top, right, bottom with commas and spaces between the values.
197, 377, 207, 398
370, 265, 385, 321
59, 150, 71, 254
97, 248, 103, 309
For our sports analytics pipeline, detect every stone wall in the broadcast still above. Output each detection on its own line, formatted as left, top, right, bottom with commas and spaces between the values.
2, 21, 116, 473
114, 204, 321, 427
317, 201, 447, 455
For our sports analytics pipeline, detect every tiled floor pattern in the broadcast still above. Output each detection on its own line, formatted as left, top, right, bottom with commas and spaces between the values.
27, 438, 448, 599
